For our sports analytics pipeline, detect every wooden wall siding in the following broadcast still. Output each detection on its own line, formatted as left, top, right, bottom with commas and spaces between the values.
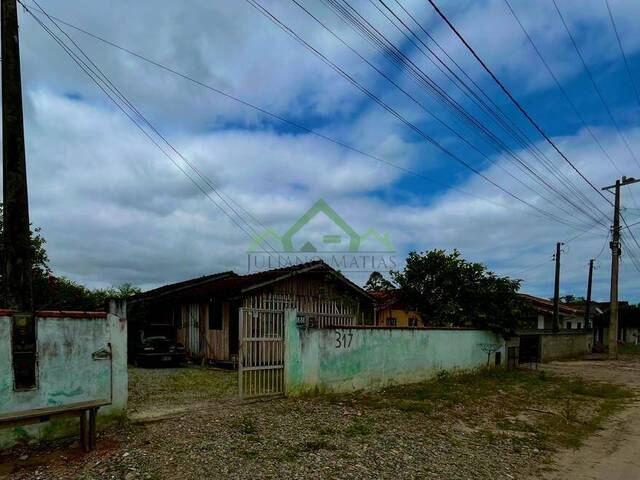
205, 301, 231, 361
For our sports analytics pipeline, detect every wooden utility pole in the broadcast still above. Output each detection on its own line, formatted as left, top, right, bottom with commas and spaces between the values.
552, 242, 562, 333
585, 259, 594, 330
602, 177, 640, 359
2, 0, 33, 312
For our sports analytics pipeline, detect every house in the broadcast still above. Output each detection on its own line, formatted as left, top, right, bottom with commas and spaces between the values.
371, 290, 423, 327
518, 293, 584, 331
517, 293, 592, 363
590, 301, 639, 346
128, 261, 375, 366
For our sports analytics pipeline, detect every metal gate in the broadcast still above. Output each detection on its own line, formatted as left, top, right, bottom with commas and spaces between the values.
238, 306, 285, 399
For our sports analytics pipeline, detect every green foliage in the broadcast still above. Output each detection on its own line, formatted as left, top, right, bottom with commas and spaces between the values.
1, 203, 140, 310
391, 249, 523, 334
560, 295, 585, 304
364, 271, 394, 292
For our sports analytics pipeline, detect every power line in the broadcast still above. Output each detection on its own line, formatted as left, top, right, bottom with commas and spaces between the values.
595, 229, 610, 260
604, 0, 640, 111
332, 0, 607, 228
368, 0, 608, 220
245, 0, 595, 231
18, 1, 545, 216
551, 0, 640, 170
22, 0, 281, 255
426, 0, 615, 213
503, 0, 625, 178
290, 0, 601, 229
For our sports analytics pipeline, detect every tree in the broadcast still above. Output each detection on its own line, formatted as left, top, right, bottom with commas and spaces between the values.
1, 203, 141, 310
0, 203, 51, 305
391, 249, 522, 334
364, 271, 394, 292
560, 295, 585, 304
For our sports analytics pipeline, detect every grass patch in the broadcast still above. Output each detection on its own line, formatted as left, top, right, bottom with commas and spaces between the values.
317, 367, 634, 453
300, 438, 331, 452
619, 343, 640, 355
344, 419, 373, 436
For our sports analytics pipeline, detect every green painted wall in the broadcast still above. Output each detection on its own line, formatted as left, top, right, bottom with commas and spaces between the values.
285, 310, 504, 395
0, 307, 127, 449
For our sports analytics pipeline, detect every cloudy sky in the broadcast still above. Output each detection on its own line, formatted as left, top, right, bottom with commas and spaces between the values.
6, 0, 640, 302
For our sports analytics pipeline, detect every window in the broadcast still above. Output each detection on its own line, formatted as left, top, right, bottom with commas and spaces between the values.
386, 317, 397, 327
577, 322, 582, 330
408, 317, 418, 327
209, 301, 224, 330
12, 314, 37, 390
566, 321, 572, 330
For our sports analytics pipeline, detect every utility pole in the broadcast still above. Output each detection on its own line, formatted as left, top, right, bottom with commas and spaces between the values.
585, 259, 594, 330
552, 242, 562, 333
602, 177, 640, 359
2, 0, 33, 312
3, 0, 37, 390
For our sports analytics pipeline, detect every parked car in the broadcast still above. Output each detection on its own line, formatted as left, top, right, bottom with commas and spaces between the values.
134, 336, 186, 367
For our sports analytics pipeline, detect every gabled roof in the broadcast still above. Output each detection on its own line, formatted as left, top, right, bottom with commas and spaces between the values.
133, 271, 236, 301
135, 260, 374, 303
519, 293, 581, 316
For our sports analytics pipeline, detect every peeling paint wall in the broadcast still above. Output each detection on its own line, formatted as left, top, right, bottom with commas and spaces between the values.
284, 310, 505, 395
0, 308, 127, 449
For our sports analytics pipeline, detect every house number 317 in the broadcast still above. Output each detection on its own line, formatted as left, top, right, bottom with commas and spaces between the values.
335, 331, 353, 349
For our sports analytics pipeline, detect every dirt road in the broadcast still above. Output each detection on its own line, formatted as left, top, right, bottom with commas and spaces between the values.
540, 356, 640, 480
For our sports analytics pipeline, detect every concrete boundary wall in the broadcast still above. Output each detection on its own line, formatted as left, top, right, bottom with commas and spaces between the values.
284, 310, 505, 395
0, 302, 127, 449
540, 332, 592, 362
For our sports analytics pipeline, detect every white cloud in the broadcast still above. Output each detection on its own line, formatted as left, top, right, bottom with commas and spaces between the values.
0, 0, 637, 305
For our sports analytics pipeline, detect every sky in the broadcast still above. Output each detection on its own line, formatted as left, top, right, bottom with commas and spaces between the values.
4, 0, 640, 302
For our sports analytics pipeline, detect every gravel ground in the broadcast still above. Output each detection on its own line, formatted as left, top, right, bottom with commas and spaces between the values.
1, 365, 633, 480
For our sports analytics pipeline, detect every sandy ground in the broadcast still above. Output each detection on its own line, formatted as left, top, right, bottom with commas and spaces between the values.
538, 356, 640, 480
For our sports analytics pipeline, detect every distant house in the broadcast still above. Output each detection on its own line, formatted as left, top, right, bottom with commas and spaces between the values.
371, 290, 423, 327
518, 293, 584, 331
517, 293, 592, 363
128, 261, 375, 366
589, 301, 639, 346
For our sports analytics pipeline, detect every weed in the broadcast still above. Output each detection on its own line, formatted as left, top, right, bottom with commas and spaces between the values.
344, 419, 372, 436
301, 438, 331, 451
318, 426, 336, 435
236, 414, 258, 435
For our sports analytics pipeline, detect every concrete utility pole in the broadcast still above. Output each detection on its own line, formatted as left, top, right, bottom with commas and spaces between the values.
2, 0, 33, 312
3, 0, 37, 390
552, 242, 562, 333
602, 177, 640, 359
585, 259, 594, 330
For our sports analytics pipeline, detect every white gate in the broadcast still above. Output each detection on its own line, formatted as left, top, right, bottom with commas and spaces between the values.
237, 293, 358, 399
238, 306, 285, 398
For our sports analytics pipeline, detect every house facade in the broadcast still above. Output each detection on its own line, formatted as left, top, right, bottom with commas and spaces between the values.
518, 293, 584, 331
371, 290, 423, 327
128, 261, 375, 366
517, 293, 592, 363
